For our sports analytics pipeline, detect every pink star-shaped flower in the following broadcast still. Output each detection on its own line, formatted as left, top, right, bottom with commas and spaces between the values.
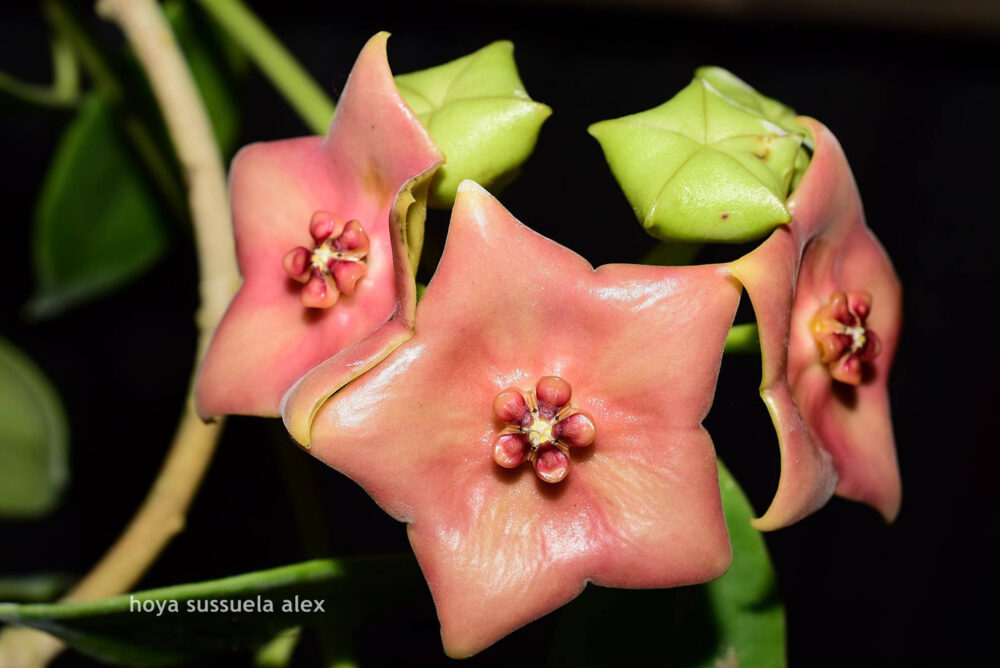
287, 182, 743, 657
195, 32, 442, 420
728, 118, 903, 530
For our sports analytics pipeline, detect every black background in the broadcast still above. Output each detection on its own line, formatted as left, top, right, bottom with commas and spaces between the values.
1, 1, 998, 666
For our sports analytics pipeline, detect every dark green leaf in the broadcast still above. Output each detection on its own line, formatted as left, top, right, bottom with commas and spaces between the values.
547, 461, 785, 667
0, 336, 69, 518
29, 93, 169, 318
702, 461, 785, 667
0, 556, 424, 667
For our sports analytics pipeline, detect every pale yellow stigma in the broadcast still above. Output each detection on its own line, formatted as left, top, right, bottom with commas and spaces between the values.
843, 324, 867, 353
526, 415, 555, 449
310, 245, 336, 272
311, 244, 364, 273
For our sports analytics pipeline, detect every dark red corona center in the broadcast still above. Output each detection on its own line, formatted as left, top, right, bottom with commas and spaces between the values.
491, 376, 596, 483
282, 211, 370, 309
810, 290, 881, 385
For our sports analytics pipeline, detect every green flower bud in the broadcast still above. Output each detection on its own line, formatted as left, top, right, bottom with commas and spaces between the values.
694, 66, 802, 137
695, 66, 812, 191
395, 41, 551, 208
589, 69, 809, 243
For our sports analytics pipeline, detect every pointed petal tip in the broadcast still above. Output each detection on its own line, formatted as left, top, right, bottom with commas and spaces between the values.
846, 474, 902, 525
698, 539, 735, 583
456, 179, 488, 196
748, 514, 779, 532
748, 386, 840, 531
749, 467, 839, 532
365, 30, 390, 49
586, 119, 609, 139
192, 390, 217, 424
486, 38, 514, 53
878, 496, 901, 524
441, 635, 479, 661
882, 498, 901, 524
535, 102, 554, 120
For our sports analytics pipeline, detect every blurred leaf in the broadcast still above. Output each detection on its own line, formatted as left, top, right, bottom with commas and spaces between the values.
0, 556, 424, 667
27, 0, 245, 318
42, 0, 187, 223
0, 574, 74, 603
253, 627, 300, 668
548, 461, 785, 667
165, 0, 241, 154
724, 323, 761, 355
0, 337, 69, 518
29, 93, 169, 318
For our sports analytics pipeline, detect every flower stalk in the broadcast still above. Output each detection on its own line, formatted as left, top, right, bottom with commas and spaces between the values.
194, 0, 335, 134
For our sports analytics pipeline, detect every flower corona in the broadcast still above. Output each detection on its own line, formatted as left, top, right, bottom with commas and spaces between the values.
282, 212, 370, 309
194, 33, 442, 419
810, 290, 881, 385
727, 119, 902, 529
491, 376, 596, 482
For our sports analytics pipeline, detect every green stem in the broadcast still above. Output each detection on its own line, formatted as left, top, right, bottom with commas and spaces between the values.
640, 241, 703, 267
724, 323, 760, 355
0, 34, 80, 108
194, 0, 334, 134
270, 423, 334, 559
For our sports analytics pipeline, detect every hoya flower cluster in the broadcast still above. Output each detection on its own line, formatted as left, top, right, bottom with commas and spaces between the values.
196, 33, 901, 657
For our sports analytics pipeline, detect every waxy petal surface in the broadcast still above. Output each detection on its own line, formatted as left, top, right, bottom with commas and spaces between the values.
195, 33, 442, 419
308, 182, 742, 657
728, 118, 902, 530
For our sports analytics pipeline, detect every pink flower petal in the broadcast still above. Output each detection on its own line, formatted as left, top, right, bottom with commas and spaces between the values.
195, 32, 442, 419
728, 118, 902, 529
308, 182, 740, 656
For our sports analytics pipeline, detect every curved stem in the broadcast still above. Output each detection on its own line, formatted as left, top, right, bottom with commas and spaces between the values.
0, 0, 239, 665
0, 32, 79, 108
640, 241, 703, 267
724, 322, 760, 355
194, 0, 334, 134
